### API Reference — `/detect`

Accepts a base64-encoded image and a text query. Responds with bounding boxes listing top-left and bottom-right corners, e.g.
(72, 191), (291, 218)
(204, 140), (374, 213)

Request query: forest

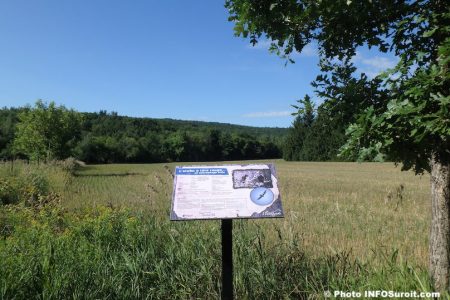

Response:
(0, 103), (287, 164)
(1, 98), (367, 164)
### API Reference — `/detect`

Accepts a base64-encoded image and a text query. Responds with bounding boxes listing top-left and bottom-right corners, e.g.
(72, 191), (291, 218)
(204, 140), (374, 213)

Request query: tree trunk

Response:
(429, 154), (450, 292)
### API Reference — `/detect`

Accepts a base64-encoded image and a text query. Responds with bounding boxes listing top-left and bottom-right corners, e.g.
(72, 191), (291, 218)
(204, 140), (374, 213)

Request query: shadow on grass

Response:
(74, 172), (147, 177)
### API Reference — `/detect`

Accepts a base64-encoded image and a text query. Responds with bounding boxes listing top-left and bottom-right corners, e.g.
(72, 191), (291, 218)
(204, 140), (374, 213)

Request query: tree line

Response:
(0, 102), (286, 163)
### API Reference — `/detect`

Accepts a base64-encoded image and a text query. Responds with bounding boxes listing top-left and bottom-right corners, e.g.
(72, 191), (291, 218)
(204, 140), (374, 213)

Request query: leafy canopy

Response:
(226, 0), (450, 173)
(13, 100), (83, 161)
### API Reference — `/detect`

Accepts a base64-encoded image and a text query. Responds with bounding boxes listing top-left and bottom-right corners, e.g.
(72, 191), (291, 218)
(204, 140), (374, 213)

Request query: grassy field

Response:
(1, 160), (444, 299)
(63, 160), (430, 267)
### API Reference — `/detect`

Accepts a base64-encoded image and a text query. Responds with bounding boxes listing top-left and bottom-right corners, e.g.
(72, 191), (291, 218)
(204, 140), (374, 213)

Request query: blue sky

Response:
(0, 0), (397, 128)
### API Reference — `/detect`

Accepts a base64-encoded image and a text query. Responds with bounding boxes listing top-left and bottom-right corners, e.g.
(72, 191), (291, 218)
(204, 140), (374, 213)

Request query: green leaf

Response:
(423, 27), (437, 38)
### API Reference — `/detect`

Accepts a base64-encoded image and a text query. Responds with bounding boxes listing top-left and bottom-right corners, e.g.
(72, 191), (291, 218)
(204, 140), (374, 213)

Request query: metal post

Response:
(221, 219), (233, 300)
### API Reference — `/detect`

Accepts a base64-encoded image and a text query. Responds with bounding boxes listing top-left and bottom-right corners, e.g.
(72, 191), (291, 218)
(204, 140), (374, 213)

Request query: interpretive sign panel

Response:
(170, 163), (284, 220)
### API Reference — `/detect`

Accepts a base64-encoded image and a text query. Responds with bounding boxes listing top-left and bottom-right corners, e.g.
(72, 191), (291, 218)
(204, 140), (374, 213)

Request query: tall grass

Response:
(0, 205), (439, 299)
(0, 160), (447, 299)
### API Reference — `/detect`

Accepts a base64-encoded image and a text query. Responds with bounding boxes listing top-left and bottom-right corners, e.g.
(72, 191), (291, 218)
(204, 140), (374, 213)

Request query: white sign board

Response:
(170, 163), (284, 220)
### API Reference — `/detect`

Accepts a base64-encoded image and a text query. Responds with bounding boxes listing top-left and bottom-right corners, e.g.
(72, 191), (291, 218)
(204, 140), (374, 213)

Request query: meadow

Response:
(62, 161), (430, 266)
(0, 160), (446, 299)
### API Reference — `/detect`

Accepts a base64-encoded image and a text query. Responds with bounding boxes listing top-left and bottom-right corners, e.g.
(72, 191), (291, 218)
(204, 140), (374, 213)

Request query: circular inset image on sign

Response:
(250, 187), (274, 206)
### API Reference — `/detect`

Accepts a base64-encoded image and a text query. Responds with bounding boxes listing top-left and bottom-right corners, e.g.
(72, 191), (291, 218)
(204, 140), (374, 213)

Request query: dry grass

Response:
(274, 161), (429, 267)
(60, 160), (430, 268)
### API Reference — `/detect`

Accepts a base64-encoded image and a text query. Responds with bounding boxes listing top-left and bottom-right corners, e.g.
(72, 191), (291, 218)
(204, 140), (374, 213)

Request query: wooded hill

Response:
(0, 106), (287, 163)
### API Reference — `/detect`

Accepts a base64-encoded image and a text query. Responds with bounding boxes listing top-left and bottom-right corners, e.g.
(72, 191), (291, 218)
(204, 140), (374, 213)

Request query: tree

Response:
(0, 108), (20, 159)
(205, 129), (223, 161)
(310, 61), (388, 161)
(301, 108), (348, 161)
(13, 100), (83, 161)
(226, 0), (449, 291)
(284, 94), (315, 161)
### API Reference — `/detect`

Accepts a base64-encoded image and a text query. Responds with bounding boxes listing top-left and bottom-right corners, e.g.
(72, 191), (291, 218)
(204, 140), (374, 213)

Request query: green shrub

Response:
(21, 171), (50, 205)
(52, 157), (81, 175)
(0, 167), (56, 207)
(0, 177), (21, 205)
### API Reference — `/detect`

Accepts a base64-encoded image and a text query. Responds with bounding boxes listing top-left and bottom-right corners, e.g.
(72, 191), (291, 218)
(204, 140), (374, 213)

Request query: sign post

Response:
(170, 163), (284, 299)
(221, 219), (233, 300)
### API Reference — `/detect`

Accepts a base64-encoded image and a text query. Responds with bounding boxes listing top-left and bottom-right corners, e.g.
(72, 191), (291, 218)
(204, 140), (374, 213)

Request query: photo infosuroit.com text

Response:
(325, 290), (441, 298)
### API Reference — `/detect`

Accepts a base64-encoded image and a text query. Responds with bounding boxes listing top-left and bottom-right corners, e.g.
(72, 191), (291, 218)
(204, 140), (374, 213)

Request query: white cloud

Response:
(294, 43), (318, 57)
(301, 44), (317, 57)
(360, 56), (397, 69)
(352, 52), (398, 78)
(247, 39), (318, 57)
(243, 110), (292, 118)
